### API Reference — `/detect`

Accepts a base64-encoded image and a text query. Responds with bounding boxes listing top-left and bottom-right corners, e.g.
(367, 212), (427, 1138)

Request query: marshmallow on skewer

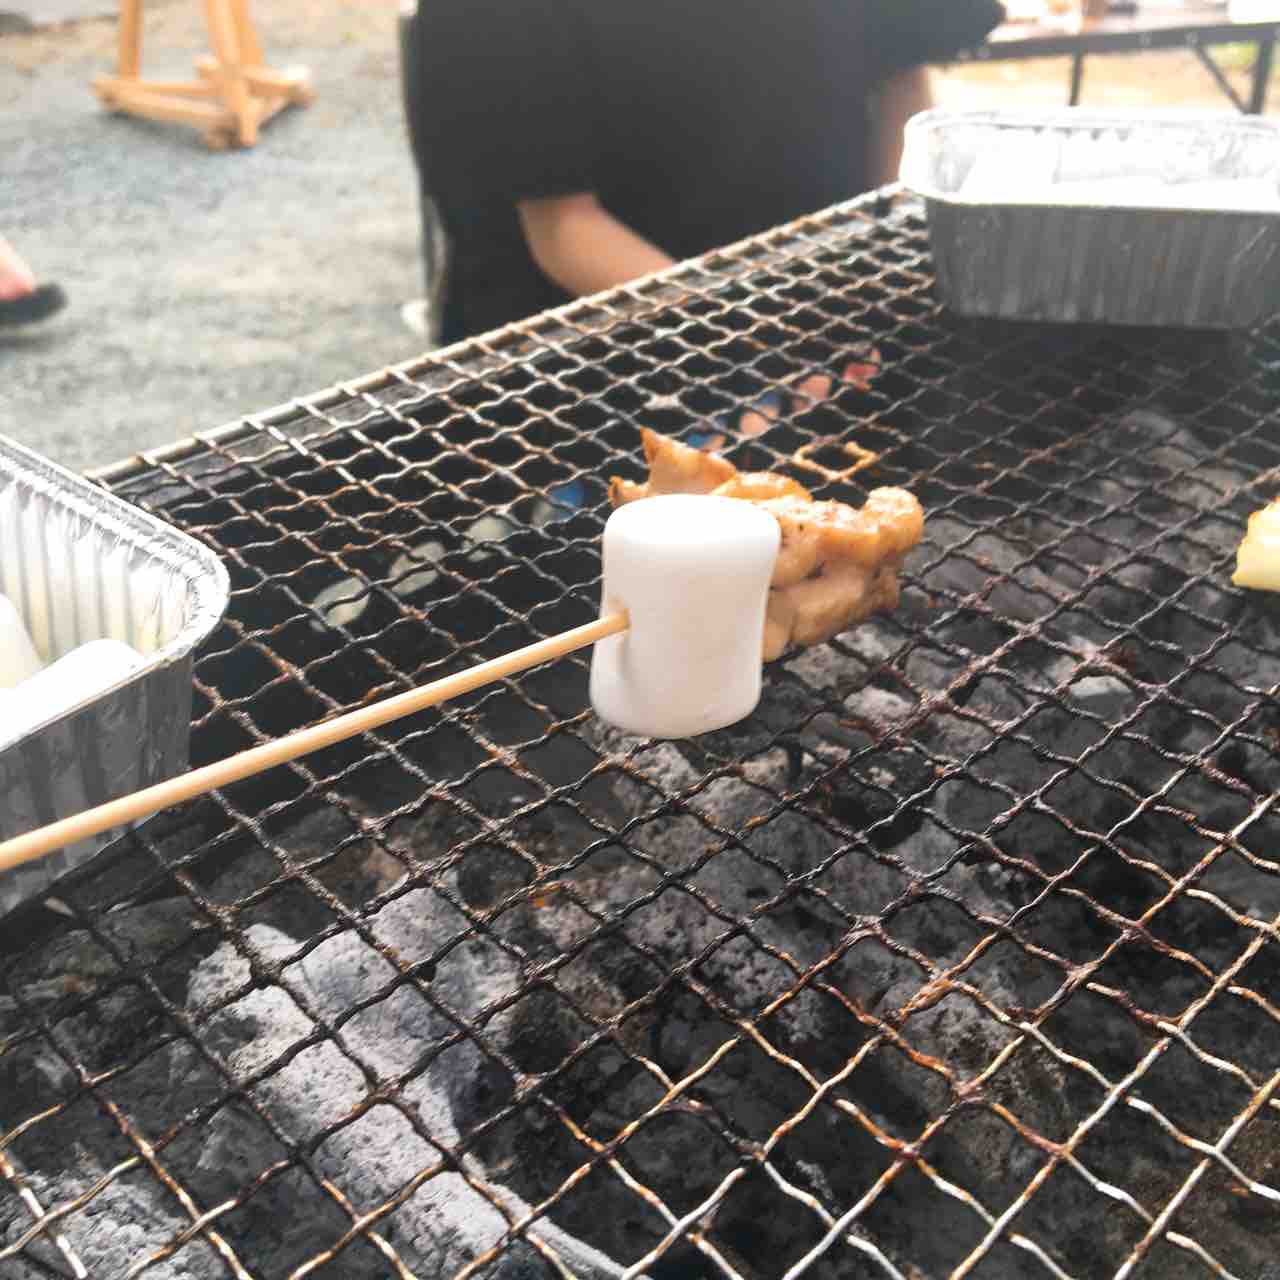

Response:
(0, 593), (43, 689)
(590, 495), (780, 738)
(3, 509), (772, 869)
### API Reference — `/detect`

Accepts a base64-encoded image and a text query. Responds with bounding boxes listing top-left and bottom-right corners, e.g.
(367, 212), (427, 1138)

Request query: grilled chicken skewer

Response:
(610, 429), (924, 660)
(0, 442), (923, 872)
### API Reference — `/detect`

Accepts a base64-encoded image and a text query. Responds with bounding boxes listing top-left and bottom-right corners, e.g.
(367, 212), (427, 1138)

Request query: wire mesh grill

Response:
(4, 190), (1280, 1280)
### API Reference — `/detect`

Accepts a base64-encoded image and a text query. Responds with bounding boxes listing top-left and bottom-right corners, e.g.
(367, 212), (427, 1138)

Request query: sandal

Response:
(0, 283), (68, 330)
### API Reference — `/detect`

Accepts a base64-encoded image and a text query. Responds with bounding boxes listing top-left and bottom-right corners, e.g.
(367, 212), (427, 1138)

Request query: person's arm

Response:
(862, 0), (1003, 186)
(517, 192), (675, 298)
(867, 65), (934, 188)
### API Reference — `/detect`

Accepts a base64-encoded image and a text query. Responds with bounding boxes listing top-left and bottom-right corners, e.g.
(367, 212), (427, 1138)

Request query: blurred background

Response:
(1, 0), (1276, 473)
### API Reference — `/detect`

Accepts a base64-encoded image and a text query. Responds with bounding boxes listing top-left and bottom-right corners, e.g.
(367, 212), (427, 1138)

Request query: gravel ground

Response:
(0, 1), (1270, 475)
(0, 0), (425, 474)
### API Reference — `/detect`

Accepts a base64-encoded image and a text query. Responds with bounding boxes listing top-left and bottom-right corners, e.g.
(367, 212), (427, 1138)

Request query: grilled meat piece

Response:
(609, 430), (924, 660)
(608, 428), (736, 506)
(712, 472), (813, 503)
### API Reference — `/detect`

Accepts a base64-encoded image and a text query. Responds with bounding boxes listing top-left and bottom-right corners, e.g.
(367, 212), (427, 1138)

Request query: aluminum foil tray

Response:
(0, 436), (228, 915)
(900, 107), (1280, 328)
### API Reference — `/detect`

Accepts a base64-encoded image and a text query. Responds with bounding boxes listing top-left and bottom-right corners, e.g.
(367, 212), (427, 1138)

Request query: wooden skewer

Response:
(0, 611), (629, 877)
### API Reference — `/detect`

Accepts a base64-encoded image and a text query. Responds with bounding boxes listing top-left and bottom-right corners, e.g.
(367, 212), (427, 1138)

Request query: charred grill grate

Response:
(4, 191), (1280, 1280)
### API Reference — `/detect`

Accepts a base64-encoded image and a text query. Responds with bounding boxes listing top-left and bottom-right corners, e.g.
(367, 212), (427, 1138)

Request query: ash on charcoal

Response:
(511, 726), (1061, 1278)
(178, 924), (627, 1278)
(0, 826), (633, 1277)
(2, 1155), (227, 1280)
(7, 399), (1280, 1279)
(531, 649), (1275, 1278)
(1, 895), (631, 1278)
(3, 708), (1274, 1280)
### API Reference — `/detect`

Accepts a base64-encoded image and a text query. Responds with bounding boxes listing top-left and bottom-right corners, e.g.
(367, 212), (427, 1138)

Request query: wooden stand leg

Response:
(92, 0), (313, 149)
(203, 0), (256, 146)
(117, 0), (142, 78)
(228, 0), (263, 69)
(196, 56), (315, 106)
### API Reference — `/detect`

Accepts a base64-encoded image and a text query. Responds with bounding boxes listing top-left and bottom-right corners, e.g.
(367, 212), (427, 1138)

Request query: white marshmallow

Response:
(0, 638), (144, 744)
(0, 593), (42, 689)
(590, 495), (780, 739)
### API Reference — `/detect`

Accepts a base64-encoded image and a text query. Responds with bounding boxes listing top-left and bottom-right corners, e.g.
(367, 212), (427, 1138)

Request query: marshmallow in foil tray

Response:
(0, 592), (42, 688)
(0, 435), (228, 916)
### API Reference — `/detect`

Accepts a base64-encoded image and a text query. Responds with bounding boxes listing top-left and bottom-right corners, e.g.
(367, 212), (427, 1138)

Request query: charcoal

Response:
(0, 883), (626, 1277)
(0, 1160), (228, 1280)
(6, 652), (1273, 1280)
(1, 1252), (61, 1280)
(179, 924), (629, 1278)
(8, 321), (1280, 1280)
(490, 729), (1054, 1275)
(0, 898), (212, 1113)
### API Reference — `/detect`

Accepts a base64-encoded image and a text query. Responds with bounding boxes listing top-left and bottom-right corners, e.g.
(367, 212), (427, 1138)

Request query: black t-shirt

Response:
(406, 0), (1003, 342)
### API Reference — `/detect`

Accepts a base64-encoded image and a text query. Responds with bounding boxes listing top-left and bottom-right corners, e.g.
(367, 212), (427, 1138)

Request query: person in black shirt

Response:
(403, 0), (1003, 346)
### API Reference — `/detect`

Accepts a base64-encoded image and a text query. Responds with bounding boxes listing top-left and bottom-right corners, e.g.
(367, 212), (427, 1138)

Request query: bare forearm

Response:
(518, 193), (675, 298)
(868, 66), (934, 188)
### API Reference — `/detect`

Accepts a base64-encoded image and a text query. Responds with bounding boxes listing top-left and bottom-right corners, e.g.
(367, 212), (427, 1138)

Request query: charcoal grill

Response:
(3, 189), (1280, 1280)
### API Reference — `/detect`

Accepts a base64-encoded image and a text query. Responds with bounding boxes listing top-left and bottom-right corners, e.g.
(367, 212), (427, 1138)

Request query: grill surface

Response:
(3, 190), (1280, 1280)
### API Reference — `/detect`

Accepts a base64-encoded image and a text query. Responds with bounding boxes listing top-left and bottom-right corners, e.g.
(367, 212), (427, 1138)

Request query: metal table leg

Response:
(1069, 49), (1085, 105)
(1249, 33), (1275, 114)
(1194, 44), (1248, 113)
